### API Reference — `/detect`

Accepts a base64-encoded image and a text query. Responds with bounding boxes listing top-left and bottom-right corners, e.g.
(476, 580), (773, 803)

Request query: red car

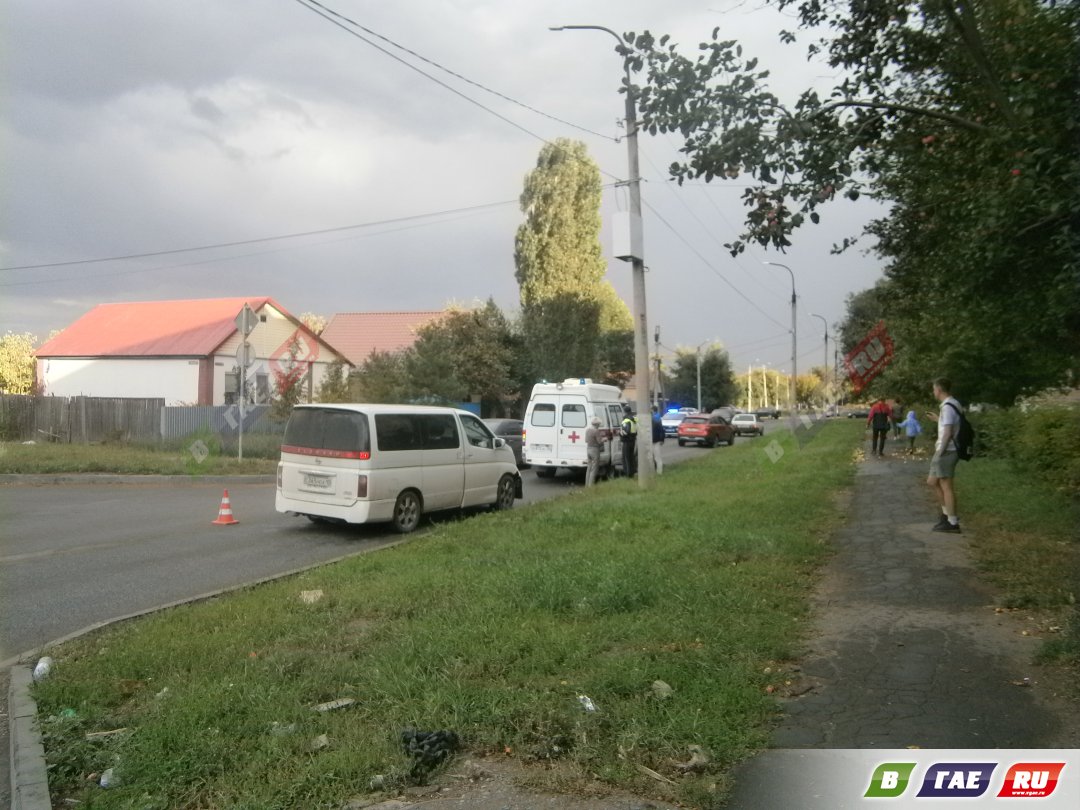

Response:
(677, 414), (736, 447)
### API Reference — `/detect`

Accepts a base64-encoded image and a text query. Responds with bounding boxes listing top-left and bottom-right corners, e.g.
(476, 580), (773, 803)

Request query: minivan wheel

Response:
(391, 490), (422, 534)
(495, 475), (516, 511)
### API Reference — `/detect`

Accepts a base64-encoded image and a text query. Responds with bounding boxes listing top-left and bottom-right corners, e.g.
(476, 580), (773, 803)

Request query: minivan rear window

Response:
(282, 408), (371, 459)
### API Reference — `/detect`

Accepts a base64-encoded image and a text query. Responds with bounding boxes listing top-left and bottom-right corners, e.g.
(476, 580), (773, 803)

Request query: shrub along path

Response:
(725, 446), (1080, 808)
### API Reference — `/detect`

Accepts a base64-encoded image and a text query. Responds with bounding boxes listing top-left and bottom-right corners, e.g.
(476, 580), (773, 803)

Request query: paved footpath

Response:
(726, 450), (1077, 808)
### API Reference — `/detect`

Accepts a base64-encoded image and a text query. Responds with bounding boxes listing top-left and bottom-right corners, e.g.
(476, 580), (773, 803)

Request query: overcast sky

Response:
(1, 0), (886, 375)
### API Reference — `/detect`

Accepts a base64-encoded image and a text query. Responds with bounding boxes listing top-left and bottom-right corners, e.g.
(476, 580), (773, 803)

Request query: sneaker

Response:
(932, 514), (950, 529)
(933, 522), (962, 534)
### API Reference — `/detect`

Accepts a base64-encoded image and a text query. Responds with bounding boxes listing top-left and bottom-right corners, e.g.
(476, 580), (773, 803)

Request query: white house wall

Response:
(41, 358), (199, 405)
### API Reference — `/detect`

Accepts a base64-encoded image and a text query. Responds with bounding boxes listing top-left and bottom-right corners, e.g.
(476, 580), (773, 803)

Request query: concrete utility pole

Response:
(765, 262), (797, 413)
(551, 24), (653, 487)
(811, 313), (829, 409)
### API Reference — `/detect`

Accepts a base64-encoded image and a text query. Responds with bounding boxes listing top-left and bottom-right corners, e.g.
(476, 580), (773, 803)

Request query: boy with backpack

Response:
(925, 377), (974, 533)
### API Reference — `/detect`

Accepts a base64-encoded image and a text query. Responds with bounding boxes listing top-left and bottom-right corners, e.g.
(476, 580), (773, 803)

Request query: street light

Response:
(810, 313), (828, 410)
(551, 23), (653, 488)
(764, 261), (797, 412)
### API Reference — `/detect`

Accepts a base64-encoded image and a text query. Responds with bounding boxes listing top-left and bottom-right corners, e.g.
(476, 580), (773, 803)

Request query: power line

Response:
(651, 135), (788, 305)
(0, 199), (518, 273)
(296, 0), (616, 142)
(641, 199), (790, 331)
(0, 206), (509, 289)
(291, 0), (618, 156)
(2, 181), (621, 279)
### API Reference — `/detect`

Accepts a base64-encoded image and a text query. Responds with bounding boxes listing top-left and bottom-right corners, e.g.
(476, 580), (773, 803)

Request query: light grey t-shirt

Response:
(937, 396), (961, 452)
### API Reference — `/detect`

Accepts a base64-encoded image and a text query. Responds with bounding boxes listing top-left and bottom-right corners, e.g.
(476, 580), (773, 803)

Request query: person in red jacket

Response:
(866, 398), (893, 457)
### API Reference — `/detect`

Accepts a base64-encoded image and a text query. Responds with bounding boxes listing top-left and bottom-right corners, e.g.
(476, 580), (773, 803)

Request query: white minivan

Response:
(522, 379), (627, 478)
(276, 404), (522, 533)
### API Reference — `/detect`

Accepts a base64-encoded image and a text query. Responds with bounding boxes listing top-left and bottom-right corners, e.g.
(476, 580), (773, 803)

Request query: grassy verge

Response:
(33, 422), (859, 809)
(960, 457), (1080, 667)
(0, 436), (278, 475)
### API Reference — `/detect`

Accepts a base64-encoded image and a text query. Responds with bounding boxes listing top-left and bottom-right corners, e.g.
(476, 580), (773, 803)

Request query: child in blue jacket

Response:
(896, 409), (922, 454)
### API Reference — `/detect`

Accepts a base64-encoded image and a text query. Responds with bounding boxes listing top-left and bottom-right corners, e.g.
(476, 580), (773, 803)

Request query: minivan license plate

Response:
(303, 473), (333, 489)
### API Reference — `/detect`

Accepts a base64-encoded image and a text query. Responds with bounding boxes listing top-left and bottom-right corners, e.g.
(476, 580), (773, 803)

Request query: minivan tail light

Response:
(357, 474), (368, 498)
(276, 463), (283, 489)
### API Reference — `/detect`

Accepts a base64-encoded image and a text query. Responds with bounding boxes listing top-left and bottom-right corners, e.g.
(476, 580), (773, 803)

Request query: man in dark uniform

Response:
(620, 404), (638, 477)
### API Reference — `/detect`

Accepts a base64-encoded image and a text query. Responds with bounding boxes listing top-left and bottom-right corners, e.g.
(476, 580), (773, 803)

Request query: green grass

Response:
(960, 457), (1080, 666)
(0, 437), (277, 476)
(33, 422), (860, 809)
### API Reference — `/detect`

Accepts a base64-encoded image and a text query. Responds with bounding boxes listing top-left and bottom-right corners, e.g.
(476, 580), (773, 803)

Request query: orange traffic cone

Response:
(212, 489), (239, 525)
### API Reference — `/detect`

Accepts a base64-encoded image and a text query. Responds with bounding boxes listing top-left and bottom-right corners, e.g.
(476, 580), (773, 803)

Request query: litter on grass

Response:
(313, 697), (356, 712)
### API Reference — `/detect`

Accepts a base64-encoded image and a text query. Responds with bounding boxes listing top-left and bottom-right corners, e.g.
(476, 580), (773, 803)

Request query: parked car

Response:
(754, 407), (781, 420)
(484, 418), (527, 468)
(731, 413), (766, 436)
(846, 407), (871, 419)
(661, 410), (687, 437)
(677, 414), (736, 447)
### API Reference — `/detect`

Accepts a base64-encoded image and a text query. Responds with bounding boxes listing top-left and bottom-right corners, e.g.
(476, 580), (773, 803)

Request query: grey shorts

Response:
(929, 450), (959, 479)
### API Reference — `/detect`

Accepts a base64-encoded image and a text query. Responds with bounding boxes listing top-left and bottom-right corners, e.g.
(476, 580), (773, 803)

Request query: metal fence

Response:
(160, 405), (282, 440)
(0, 395), (284, 443)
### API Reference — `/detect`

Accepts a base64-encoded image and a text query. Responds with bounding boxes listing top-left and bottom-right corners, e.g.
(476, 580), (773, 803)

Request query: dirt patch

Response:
(342, 758), (681, 810)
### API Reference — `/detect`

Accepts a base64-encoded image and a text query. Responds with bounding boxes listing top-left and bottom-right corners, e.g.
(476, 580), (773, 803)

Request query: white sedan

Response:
(730, 413), (766, 437)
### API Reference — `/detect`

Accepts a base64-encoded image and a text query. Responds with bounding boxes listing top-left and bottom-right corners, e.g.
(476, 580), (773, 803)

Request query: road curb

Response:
(0, 474), (275, 486)
(4, 534), (415, 809)
(8, 666), (50, 810)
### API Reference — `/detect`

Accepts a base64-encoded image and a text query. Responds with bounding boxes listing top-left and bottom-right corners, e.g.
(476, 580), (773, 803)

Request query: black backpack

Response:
(944, 401), (975, 461)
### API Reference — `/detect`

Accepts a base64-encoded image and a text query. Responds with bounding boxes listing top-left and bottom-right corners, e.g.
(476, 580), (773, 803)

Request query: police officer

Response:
(620, 404), (638, 477)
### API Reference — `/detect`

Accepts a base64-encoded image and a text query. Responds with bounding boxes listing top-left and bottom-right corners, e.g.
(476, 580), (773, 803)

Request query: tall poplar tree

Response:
(514, 138), (632, 384)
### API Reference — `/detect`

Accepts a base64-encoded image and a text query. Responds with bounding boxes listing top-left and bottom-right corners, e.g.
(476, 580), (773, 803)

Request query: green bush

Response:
(971, 405), (1080, 495)
(970, 408), (1012, 459)
(1011, 406), (1080, 496)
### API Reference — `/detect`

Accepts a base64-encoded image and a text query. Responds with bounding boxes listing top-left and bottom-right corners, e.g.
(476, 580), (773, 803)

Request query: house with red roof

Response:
(36, 297), (350, 405)
(320, 310), (445, 366)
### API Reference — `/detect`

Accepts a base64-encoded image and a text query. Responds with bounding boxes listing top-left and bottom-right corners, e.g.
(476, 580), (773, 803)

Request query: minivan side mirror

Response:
(494, 437), (506, 449)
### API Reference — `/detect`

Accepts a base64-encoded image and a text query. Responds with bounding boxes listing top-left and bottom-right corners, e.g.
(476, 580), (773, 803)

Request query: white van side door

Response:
(459, 413), (502, 507)
(417, 413), (465, 511)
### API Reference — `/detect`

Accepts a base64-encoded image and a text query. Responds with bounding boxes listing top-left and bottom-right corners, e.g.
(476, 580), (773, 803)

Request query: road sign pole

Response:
(234, 304), (258, 462)
(239, 364), (245, 461)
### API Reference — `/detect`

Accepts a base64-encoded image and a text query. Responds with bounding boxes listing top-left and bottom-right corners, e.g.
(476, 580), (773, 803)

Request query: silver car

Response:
(731, 413), (765, 437)
(483, 419), (527, 468)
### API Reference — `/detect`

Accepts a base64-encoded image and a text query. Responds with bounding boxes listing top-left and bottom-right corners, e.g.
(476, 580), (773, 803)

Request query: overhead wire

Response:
(295, 0), (617, 142)
(3, 182), (620, 283)
(289, 0), (565, 149)
(641, 140), (788, 306)
(641, 198), (789, 331)
(0, 199), (519, 273)
(0, 205), (512, 288)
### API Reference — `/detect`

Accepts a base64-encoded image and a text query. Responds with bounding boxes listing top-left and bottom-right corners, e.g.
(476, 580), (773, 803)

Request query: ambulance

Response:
(522, 378), (628, 478)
